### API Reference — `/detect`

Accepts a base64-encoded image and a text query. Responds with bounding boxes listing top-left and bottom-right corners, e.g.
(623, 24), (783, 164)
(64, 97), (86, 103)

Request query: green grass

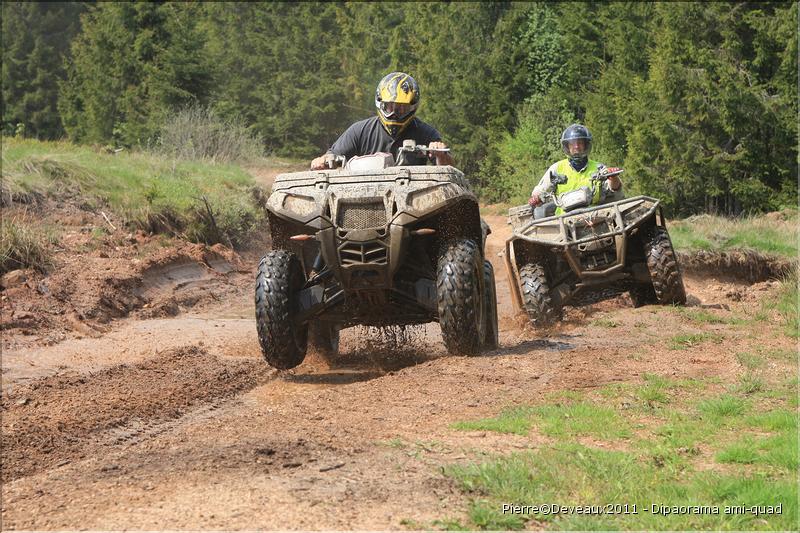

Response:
(668, 276), (798, 340)
(758, 432), (799, 471)
(444, 379), (797, 530)
(452, 401), (631, 440)
(637, 374), (672, 406)
(2, 137), (267, 248)
(716, 437), (760, 464)
(446, 443), (797, 530)
(735, 351), (765, 370)
(652, 413), (710, 452)
(736, 347), (795, 370)
(697, 394), (749, 420)
(675, 307), (745, 326)
(670, 211), (799, 259)
(668, 332), (724, 350)
(382, 437), (407, 449)
(600, 374), (706, 411)
(734, 372), (765, 394)
(451, 406), (535, 436)
(752, 273), (799, 338)
(717, 431), (798, 471)
(763, 347), (796, 361)
(591, 317), (620, 328)
(533, 402), (632, 440)
(745, 410), (798, 432)
(764, 270), (799, 338)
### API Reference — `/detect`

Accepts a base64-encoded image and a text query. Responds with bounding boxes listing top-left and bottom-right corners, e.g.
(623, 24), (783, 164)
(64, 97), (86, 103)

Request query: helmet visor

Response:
(562, 138), (590, 159)
(379, 101), (415, 120)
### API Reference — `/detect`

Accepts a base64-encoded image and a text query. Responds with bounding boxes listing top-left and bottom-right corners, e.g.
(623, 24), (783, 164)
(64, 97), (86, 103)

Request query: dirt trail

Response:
(1, 214), (790, 530)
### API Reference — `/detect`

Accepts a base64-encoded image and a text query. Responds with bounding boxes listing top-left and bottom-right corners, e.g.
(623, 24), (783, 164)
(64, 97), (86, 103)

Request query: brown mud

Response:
(1, 205), (795, 529)
(1, 202), (249, 351)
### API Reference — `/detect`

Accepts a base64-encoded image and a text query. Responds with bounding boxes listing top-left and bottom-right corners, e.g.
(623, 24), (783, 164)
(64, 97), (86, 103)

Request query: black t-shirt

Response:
(328, 116), (442, 165)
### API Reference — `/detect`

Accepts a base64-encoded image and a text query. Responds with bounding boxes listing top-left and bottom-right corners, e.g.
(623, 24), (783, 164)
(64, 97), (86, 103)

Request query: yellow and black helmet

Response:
(375, 72), (420, 137)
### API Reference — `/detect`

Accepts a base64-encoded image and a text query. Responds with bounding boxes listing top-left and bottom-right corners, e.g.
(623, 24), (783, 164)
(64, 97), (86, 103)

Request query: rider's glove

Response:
(528, 193), (542, 207)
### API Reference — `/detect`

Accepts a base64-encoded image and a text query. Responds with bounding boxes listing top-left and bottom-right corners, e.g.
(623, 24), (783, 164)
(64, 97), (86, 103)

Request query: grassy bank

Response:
(0, 215), (60, 273)
(444, 375), (797, 530)
(435, 285), (798, 531)
(662, 211), (797, 260)
(1, 137), (268, 250)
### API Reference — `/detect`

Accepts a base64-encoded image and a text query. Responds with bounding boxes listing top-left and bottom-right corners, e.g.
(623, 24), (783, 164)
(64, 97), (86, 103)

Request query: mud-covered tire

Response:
(437, 239), (485, 355)
(482, 260), (499, 350)
(255, 250), (308, 369)
(629, 284), (657, 307)
(310, 322), (340, 359)
(644, 227), (687, 305)
(519, 262), (561, 327)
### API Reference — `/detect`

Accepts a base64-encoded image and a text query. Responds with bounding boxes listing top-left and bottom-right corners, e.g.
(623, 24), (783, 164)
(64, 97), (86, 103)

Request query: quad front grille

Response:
(338, 240), (388, 266)
(337, 200), (386, 229)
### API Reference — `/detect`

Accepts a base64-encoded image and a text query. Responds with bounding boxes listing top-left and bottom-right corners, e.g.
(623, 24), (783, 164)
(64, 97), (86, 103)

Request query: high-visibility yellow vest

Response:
(554, 159), (603, 214)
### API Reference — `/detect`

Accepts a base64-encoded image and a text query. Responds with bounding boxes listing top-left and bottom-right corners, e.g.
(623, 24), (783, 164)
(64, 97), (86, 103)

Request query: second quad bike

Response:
(256, 140), (498, 369)
(505, 167), (686, 326)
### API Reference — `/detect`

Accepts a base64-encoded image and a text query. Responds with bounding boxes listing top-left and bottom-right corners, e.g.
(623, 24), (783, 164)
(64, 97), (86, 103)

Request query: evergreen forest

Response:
(2, 1), (797, 215)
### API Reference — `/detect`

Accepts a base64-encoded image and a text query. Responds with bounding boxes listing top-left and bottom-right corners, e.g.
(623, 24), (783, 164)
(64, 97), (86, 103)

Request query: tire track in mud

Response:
(1, 346), (274, 482)
(1, 276), (776, 529)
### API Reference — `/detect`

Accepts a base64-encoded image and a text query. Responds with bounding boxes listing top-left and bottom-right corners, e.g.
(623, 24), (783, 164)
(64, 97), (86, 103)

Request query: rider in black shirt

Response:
(311, 72), (454, 169)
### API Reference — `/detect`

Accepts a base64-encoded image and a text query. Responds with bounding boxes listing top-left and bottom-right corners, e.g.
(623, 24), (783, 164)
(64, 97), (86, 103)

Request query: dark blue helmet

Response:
(561, 124), (592, 167)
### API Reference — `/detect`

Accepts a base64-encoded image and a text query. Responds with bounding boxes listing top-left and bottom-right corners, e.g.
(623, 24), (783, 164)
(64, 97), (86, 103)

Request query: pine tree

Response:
(59, 3), (212, 146)
(1, 2), (84, 139)
(626, 2), (797, 214)
(386, 2), (525, 177)
(204, 2), (351, 156)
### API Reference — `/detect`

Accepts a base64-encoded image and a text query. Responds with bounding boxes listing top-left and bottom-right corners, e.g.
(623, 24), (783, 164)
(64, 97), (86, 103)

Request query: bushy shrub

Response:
(184, 191), (266, 249)
(153, 106), (264, 164)
(479, 97), (575, 204)
(3, 137), (268, 250)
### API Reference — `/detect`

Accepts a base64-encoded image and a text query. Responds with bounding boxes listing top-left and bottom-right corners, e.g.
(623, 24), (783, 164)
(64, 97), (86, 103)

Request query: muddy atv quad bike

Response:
(256, 140), (498, 369)
(505, 167), (686, 327)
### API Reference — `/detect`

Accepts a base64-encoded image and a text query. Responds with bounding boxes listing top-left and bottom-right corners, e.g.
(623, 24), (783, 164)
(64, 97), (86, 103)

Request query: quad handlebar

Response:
(323, 154), (347, 169)
(321, 140), (451, 169)
(540, 166), (625, 208)
(395, 140), (450, 166)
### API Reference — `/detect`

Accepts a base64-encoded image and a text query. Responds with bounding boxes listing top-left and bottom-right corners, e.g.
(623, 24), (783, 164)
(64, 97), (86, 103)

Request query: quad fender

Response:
(392, 196), (485, 252)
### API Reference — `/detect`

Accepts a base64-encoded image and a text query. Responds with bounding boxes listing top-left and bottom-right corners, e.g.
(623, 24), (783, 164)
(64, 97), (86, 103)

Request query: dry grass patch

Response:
(0, 216), (59, 274)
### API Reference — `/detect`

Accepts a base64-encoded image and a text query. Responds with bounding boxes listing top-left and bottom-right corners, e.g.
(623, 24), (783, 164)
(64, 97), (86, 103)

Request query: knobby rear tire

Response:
(482, 260), (499, 350)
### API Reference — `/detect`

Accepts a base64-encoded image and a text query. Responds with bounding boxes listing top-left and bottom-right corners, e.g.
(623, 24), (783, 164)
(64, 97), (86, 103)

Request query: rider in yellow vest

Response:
(528, 124), (623, 218)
